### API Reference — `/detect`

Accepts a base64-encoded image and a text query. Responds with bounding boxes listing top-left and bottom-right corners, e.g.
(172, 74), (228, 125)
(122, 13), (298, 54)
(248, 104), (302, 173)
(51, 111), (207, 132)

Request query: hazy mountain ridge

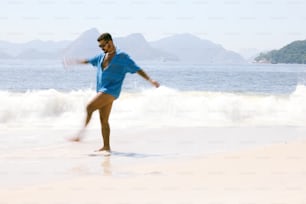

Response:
(0, 39), (70, 58)
(114, 33), (178, 61)
(255, 40), (306, 64)
(62, 28), (101, 59)
(0, 28), (246, 64)
(0, 51), (12, 59)
(151, 33), (246, 63)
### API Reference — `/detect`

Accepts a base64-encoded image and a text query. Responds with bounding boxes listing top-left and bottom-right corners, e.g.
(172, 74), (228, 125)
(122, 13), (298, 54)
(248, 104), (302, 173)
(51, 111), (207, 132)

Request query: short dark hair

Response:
(97, 33), (112, 42)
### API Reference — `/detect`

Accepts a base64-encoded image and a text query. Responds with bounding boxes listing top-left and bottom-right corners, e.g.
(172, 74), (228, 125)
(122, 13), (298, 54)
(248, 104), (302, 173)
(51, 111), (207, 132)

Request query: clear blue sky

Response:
(1, 0), (305, 52)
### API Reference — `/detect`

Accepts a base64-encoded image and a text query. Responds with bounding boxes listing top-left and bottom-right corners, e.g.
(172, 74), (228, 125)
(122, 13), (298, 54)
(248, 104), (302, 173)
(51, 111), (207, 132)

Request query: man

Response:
(68, 33), (160, 152)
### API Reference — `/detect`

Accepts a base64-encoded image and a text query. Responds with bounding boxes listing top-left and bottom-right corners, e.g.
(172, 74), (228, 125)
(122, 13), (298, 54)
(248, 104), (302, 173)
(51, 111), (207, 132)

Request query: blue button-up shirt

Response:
(88, 50), (141, 99)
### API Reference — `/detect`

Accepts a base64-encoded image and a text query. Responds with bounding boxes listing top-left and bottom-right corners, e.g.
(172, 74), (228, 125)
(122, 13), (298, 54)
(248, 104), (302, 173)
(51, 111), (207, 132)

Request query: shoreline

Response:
(1, 126), (306, 203)
(1, 138), (306, 203)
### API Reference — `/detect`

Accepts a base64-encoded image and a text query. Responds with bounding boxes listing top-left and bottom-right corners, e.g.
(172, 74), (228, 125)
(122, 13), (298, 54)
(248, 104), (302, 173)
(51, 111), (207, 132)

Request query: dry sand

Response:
(1, 127), (306, 204)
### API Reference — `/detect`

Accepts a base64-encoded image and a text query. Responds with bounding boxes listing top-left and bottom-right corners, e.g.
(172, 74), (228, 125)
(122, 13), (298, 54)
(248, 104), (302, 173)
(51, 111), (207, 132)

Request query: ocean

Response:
(1, 59), (306, 151)
(2, 59), (306, 93)
(2, 59), (306, 130)
(2, 59), (306, 188)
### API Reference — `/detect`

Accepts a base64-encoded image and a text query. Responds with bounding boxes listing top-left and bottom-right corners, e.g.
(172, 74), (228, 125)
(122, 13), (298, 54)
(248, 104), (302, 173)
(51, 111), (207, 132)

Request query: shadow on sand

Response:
(88, 151), (162, 158)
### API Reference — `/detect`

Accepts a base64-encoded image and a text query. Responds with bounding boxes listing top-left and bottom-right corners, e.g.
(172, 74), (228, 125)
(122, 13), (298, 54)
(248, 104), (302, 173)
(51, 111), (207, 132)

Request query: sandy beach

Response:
(1, 127), (306, 204)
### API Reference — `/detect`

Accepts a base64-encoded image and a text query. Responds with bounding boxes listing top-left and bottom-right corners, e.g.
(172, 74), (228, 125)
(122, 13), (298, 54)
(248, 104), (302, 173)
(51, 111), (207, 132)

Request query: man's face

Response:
(98, 40), (111, 53)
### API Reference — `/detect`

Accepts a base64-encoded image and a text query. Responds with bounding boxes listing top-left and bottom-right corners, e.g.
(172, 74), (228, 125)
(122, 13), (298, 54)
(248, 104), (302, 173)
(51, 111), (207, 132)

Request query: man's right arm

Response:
(63, 58), (89, 67)
(78, 59), (89, 64)
(72, 59), (89, 64)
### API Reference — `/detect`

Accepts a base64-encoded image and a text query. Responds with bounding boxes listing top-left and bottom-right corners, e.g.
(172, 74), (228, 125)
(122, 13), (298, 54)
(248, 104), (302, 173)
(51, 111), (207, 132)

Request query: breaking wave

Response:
(1, 85), (306, 129)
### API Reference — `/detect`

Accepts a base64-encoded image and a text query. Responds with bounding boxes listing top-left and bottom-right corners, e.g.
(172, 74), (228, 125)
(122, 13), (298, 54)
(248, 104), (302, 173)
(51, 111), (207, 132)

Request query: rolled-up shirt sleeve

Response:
(124, 54), (141, 74)
(87, 54), (103, 67)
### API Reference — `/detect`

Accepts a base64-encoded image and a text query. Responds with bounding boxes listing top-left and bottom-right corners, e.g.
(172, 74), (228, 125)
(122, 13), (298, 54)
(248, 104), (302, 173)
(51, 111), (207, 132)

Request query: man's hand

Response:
(149, 79), (160, 88)
(62, 57), (88, 69)
(137, 70), (160, 88)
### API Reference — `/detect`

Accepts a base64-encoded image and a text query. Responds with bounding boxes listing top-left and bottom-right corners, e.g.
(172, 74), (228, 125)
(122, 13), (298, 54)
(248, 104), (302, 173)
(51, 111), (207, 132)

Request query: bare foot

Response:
(95, 147), (111, 152)
(68, 129), (85, 142)
(68, 136), (81, 142)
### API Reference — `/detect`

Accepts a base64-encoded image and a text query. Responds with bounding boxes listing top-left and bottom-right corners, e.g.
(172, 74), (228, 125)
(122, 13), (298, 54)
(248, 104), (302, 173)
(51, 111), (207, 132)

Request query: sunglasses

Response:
(99, 41), (109, 48)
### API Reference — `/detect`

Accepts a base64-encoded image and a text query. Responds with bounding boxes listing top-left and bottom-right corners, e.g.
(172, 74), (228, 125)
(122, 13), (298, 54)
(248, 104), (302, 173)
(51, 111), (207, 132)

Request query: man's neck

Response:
(108, 51), (115, 55)
(107, 46), (116, 55)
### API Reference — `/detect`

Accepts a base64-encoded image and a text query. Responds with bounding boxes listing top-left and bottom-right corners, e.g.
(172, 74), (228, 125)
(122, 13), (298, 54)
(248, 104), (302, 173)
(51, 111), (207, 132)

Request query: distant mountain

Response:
(0, 39), (69, 57)
(63, 30), (177, 61)
(0, 28), (246, 63)
(0, 51), (12, 59)
(62, 28), (101, 59)
(239, 48), (262, 61)
(115, 33), (177, 61)
(255, 40), (306, 64)
(0, 41), (25, 57)
(16, 49), (60, 59)
(150, 33), (246, 64)
(22, 40), (70, 53)
(63, 29), (244, 63)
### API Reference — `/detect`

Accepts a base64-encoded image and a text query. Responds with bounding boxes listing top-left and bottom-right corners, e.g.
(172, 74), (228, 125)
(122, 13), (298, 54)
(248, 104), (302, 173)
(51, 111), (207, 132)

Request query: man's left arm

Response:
(137, 69), (160, 88)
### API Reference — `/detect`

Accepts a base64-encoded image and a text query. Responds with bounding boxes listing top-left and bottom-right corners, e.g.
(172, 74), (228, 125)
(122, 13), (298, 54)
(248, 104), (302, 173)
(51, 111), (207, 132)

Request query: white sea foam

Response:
(1, 85), (306, 129)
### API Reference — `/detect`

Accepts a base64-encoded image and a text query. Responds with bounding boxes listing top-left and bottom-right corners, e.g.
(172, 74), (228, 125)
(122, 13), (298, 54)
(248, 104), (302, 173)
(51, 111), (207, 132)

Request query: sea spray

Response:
(1, 85), (306, 129)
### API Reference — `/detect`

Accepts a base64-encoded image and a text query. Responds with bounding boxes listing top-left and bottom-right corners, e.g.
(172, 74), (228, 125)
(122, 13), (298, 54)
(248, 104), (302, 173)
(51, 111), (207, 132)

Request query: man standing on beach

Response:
(67, 33), (160, 152)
